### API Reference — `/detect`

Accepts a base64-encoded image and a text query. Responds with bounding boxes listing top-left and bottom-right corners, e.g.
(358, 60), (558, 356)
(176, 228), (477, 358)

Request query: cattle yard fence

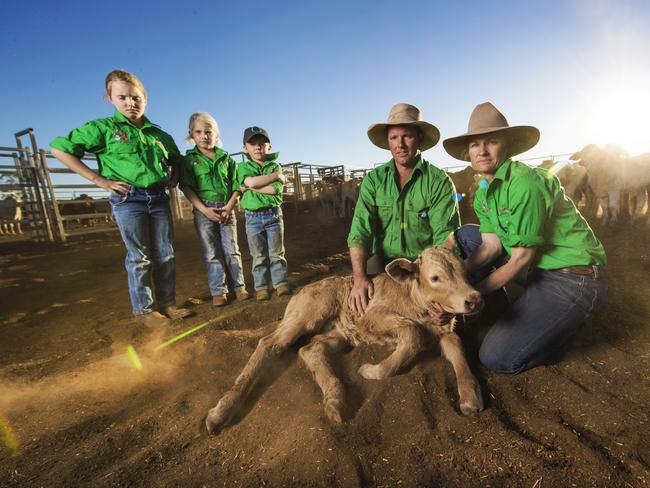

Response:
(1, 129), (378, 243)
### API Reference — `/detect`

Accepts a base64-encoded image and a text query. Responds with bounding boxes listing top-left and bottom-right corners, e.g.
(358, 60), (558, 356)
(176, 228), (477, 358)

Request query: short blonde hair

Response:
(187, 112), (223, 148)
(104, 70), (147, 99)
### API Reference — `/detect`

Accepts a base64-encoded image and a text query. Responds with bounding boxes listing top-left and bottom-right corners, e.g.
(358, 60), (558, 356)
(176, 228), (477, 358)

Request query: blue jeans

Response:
(244, 207), (288, 291)
(193, 201), (246, 296)
(109, 186), (176, 316)
(455, 224), (607, 374)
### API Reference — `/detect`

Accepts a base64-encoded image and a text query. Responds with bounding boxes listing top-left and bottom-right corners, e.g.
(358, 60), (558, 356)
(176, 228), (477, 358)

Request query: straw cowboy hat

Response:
(443, 102), (540, 161)
(368, 103), (440, 151)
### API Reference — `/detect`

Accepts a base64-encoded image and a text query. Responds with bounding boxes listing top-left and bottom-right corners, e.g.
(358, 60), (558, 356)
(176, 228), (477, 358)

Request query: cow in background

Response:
(571, 144), (650, 225)
(317, 175), (345, 217)
(0, 193), (23, 236)
(538, 159), (596, 216)
(59, 194), (99, 228)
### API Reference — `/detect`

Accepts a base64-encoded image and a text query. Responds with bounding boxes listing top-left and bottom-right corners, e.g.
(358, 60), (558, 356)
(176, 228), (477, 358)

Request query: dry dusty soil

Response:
(0, 202), (648, 487)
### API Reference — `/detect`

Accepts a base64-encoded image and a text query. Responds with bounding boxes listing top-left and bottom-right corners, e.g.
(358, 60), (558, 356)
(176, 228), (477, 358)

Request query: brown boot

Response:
(162, 305), (192, 319)
(255, 289), (270, 301)
(138, 311), (171, 328)
(235, 289), (250, 301)
(276, 285), (292, 297)
(212, 294), (228, 307)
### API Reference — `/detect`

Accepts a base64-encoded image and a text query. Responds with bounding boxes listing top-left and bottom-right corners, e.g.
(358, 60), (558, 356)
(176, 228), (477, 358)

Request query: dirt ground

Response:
(0, 201), (648, 487)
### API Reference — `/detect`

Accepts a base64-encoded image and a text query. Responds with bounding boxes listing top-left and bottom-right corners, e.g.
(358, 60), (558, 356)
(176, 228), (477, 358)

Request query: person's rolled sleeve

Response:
(347, 177), (375, 250)
(50, 121), (105, 157)
(506, 177), (548, 247)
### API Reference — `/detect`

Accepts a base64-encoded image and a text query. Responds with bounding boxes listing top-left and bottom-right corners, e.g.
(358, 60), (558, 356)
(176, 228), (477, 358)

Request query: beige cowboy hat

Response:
(368, 103), (440, 151)
(443, 102), (540, 161)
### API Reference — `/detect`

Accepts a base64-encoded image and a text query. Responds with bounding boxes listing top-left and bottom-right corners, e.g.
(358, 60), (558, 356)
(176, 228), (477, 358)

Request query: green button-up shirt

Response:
(235, 153), (284, 211)
(347, 157), (460, 261)
(179, 146), (236, 202)
(473, 159), (607, 269)
(50, 110), (180, 188)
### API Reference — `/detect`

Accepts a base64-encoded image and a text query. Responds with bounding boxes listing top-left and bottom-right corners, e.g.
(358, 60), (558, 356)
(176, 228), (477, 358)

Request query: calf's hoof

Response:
(358, 363), (383, 380)
(459, 382), (484, 416)
(205, 403), (232, 434)
(324, 398), (344, 424)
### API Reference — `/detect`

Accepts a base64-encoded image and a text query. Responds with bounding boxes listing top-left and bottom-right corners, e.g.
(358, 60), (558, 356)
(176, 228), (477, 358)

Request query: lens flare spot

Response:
(127, 345), (143, 371)
(452, 192), (463, 203)
(0, 416), (19, 456)
(155, 321), (212, 351)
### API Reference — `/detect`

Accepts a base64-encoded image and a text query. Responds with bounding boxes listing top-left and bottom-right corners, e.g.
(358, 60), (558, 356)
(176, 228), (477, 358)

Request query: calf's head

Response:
(385, 246), (483, 316)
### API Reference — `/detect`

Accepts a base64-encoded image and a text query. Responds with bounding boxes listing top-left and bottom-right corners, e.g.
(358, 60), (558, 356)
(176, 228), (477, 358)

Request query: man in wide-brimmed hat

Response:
(444, 102), (607, 374)
(347, 103), (460, 315)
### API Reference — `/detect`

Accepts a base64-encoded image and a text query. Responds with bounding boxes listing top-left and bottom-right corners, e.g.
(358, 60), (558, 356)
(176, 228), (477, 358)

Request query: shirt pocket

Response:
(107, 141), (138, 156)
(193, 163), (214, 189)
(405, 204), (431, 233)
(376, 198), (393, 234)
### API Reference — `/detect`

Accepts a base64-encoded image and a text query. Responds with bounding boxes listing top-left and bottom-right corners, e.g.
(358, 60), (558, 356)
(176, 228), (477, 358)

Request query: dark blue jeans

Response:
(109, 186), (176, 315)
(193, 200), (246, 296)
(244, 207), (288, 291)
(455, 224), (607, 374)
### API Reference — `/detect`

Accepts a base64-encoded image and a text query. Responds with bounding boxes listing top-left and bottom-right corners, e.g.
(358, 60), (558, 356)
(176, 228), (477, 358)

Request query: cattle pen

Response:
(0, 129), (375, 244)
(1, 128), (587, 245)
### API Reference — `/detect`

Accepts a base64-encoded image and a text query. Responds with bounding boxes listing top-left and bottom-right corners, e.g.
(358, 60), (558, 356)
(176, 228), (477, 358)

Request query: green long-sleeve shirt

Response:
(179, 146), (236, 202)
(473, 159), (606, 268)
(50, 110), (180, 188)
(347, 157), (460, 261)
(234, 153), (284, 211)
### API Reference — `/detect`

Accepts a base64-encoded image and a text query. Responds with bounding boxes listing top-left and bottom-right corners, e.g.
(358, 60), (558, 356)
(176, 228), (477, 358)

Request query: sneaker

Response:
(255, 289), (270, 301)
(138, 311), (171, 328)
(235, 290), (250, 301)
(162, 305), (192, 319)
(212, 294), (228, 307)
(276, 285), (292, 297)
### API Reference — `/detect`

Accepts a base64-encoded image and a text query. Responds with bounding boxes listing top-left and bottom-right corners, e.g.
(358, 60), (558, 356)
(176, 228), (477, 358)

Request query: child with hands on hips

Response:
(50, 69), (191, 328)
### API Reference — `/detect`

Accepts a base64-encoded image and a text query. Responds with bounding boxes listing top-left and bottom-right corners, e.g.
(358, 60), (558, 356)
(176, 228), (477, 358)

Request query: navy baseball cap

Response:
(243, 126), (270, 144)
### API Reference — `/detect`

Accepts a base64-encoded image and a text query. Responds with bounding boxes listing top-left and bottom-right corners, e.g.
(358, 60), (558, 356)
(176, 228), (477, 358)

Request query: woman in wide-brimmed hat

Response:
(444, 102), (607, 374)
(347, 103), (460, 315)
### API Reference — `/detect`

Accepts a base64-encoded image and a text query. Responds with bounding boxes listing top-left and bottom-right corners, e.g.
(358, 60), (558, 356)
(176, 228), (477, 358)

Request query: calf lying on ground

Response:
(205, 246), (484, 434)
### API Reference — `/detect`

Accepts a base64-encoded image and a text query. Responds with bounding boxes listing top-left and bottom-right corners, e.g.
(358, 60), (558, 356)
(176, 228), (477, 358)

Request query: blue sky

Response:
(2, 0), (650, 171)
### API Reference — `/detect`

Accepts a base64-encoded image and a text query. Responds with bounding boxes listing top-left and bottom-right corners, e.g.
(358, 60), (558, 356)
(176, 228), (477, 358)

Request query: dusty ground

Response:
(0, 201), (648, 487)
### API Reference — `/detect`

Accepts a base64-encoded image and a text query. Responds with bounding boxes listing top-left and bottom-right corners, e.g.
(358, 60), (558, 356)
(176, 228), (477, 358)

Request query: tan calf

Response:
(205, 246), (484, 434)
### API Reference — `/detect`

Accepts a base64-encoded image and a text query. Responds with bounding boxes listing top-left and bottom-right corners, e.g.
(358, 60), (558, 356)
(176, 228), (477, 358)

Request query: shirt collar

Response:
(492, 159), (513, 182)
(113, 110), (153, 129)
(385, 155), (426, 176)
(188, 145), (228, 161)
(245, 151), (280, 165)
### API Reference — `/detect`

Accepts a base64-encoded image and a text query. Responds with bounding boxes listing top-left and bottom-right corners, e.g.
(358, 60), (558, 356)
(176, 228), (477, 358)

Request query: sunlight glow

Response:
(582, 71), (650, 152)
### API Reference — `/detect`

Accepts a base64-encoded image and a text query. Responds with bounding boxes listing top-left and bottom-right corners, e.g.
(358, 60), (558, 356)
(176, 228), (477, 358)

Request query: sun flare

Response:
(582, 72), (650, 153)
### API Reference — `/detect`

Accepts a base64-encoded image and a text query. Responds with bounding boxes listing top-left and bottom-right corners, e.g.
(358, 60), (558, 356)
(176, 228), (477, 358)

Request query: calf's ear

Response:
(385, 258), (419, 282)
(442, 232), (457, 252)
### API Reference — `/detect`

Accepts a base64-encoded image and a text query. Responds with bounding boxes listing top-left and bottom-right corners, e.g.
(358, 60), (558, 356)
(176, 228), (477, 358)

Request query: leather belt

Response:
(552, 265), (600, 277)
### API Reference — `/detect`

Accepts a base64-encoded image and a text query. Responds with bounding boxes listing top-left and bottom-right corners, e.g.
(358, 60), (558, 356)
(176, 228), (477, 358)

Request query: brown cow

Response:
(205, 245), (484, 434)
(0, 193), (23, 235)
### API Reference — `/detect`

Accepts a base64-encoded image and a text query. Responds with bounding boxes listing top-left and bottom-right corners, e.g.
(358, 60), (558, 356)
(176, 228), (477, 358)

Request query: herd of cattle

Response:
(1, 144), (648, 239)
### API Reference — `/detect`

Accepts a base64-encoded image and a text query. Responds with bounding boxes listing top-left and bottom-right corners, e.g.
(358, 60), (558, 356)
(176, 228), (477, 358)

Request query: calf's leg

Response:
(358, 321), (424, 380)
(298, 331), (349, 423)
(440, 332), (483, 416)
(206, 293), (335, 433)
